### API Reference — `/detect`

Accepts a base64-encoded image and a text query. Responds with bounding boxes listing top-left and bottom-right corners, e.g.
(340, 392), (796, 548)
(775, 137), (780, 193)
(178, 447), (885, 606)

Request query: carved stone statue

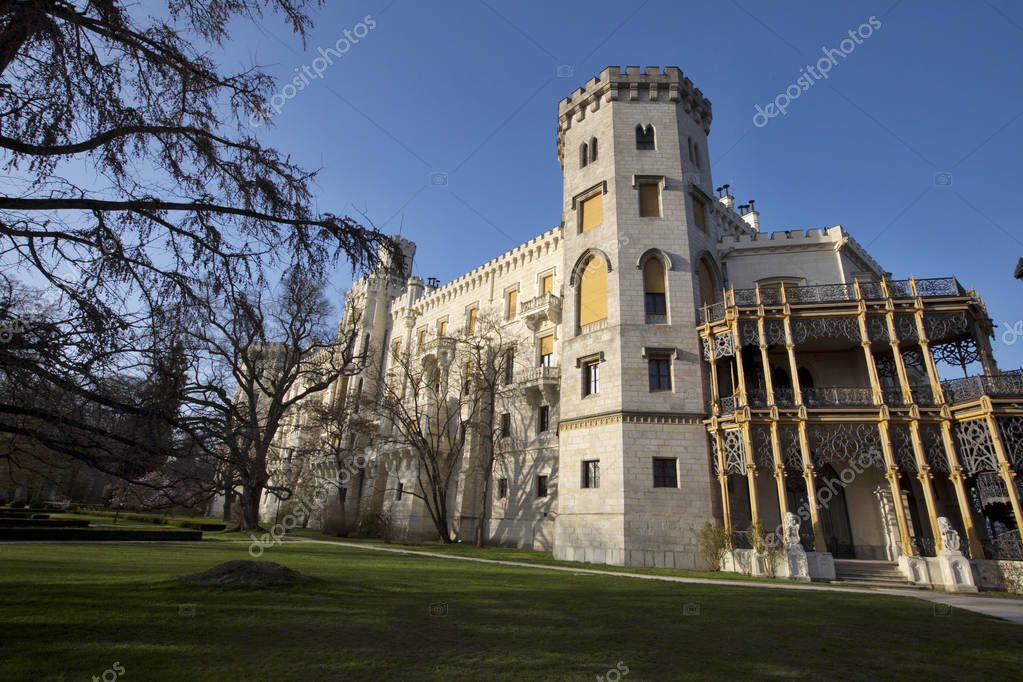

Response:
(938, 516), (961, 555)
(783, 512), (802, 546)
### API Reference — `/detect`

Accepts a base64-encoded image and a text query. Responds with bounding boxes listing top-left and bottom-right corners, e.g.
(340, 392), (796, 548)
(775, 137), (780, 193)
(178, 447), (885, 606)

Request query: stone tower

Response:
(554, 66), (721, 568)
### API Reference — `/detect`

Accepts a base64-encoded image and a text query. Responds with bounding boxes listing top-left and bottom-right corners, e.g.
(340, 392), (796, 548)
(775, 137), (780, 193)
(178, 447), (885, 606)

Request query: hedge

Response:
(0, 527), (203, 541)
(0, 518), (91, 528)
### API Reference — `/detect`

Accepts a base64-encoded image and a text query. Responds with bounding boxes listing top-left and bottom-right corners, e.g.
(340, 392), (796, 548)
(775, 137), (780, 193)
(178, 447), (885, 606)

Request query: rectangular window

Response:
(438, 319), (448, 337)
(582, 459), (600, 489)
(583, 360), (600, 396)
(497, 478), (508, 499)
(500, 412), (511, 438)
(536, 475), (549, 498)
(505, 288), (518, 320)
(639, 182), (661, 218)
(541, 273), (554, 295)
(392, 340), (401, 360)
(417, 328), (427, 347)
(467, 306), (478, 334)
(648, 356), (671, 392)
(691, 194), (707, 233)
(539, 334), (554, 367)
(538, 405), (550, 433)
(653, 458), (678, 488)
(580, 193), (603, 232)
(395, 481), (404, 500)
(463, 361), (472, 393)
(503, 347), (515, 385)
(645, 292), (667, 315)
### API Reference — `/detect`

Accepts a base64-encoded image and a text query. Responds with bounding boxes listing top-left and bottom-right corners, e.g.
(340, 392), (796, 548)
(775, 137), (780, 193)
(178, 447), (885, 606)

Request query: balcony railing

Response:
(698, 277), (966, 324)
(942, 370), (1023, 404)
(519, 366), (560, 383)
(802, 386), (874, 407)
(520, 293), (561, 315)
(719, 395), (737, 416)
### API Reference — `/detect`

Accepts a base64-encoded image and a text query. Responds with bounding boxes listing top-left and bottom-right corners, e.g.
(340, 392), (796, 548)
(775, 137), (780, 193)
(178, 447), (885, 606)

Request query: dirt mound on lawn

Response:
(181, 560), (305, 587)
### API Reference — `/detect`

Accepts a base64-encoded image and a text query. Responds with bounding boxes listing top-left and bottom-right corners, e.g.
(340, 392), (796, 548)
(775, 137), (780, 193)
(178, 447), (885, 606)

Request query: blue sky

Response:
(221, 0), (1023, 370)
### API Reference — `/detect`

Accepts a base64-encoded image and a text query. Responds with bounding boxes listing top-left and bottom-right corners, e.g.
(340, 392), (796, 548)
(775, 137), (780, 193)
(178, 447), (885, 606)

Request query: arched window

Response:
(696, 257), (720, 308)
(578, 256), (608, 328)
(636, 124), (655, 150)
(589, 137), (598, 162)
(579, 142), (589, 168)
(797, 367), (815, 391)
(643, 257), (666, 318)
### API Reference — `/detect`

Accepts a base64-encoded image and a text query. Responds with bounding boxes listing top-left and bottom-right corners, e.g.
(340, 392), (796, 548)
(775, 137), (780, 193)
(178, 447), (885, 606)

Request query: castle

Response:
(263, 67), (1023, 588)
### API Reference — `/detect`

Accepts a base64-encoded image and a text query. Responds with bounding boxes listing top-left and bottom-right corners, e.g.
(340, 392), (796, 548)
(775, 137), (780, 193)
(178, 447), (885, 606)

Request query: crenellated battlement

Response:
(556, 66), (713, 165)
(719, 225), (849, 246)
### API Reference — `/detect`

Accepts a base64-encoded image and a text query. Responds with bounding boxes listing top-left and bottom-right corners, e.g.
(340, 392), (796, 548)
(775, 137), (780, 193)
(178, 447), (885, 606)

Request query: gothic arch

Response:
(635, 248), (674, 272)
(569, 248), (613, 287)
(695, 251), (723, 308)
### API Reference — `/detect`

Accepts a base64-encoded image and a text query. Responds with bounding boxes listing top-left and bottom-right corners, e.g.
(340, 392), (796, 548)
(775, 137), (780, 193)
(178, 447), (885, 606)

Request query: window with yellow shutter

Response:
(418, 328), (426, 347)
(438, 319), (448, 337)
(580, 193), (602, 232)
(505, 289), (518, 320)
(541, 274), (554, 296)
(466, 306), (477, 334)
(539, 334), (554, 367)
(691, 194), (707, 232)
(578, 256), (608, 328)
(639, 183), (660, 217)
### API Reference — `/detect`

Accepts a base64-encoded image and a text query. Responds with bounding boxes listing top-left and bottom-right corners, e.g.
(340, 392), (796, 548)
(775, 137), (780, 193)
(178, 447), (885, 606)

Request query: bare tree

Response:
(455, 312), (524, 547)
(372, 336), (476, 543)
(175, 267), (366, 531)
(0, 1), (387, 486)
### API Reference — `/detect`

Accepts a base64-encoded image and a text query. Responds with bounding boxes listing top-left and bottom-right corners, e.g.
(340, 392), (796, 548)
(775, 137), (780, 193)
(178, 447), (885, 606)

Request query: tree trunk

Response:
(222, 488), (235, 523)
(237, 484), (263, 531)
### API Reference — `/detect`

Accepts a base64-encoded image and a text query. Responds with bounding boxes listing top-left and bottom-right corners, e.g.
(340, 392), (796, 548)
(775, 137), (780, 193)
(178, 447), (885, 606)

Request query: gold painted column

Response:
(715, 429), (732, 542)
(878, 420), (916, 556)
(797, 421), (827, 551)
(741, 424), (760, 527)
(780, 284), (825, 551)
(940, 420), (985, 558)
(769, 422), (790, 523)
(986, 411), (1023, 535)
(909, 421), (943, 551)
(707, 333), (720, 410)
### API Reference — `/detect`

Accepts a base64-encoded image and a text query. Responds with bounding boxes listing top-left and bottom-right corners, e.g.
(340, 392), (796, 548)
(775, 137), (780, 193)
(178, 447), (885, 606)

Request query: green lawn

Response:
(1, 542), (1021, 681)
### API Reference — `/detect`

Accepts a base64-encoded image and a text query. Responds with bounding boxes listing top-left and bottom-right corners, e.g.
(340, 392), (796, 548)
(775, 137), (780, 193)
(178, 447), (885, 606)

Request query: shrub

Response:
(9, 500), (26, 509)
(697, 521), (730, 570)
(749, 520), (786, 578)
(28, 500), (46, 510)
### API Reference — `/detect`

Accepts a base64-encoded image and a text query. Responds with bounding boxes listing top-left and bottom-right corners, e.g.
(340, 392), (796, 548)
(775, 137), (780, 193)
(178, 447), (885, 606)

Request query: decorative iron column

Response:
(714, 428), (732, 541)
(909, 420), (943, 551)
(781, 284), (826, 551)
(882, 282), (913, 405)
(731, 315), (760, 526)
(986, 411), (1023, 535)
(940, 421), (986, 558)
(756, 298), (789, 524)
(861, 284), (914, 556)
(877, 420), (916, 556)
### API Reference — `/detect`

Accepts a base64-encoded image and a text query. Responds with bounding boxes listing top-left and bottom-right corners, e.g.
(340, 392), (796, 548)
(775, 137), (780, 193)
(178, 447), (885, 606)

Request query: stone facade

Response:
(261, 66), (1023, 579)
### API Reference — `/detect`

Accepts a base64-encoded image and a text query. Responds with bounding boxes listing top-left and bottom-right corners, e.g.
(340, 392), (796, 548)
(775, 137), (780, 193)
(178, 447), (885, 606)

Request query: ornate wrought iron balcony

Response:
(697, 277), (966, 325)
(941, 370), (1023, 404)
(802, 386), (874, 407)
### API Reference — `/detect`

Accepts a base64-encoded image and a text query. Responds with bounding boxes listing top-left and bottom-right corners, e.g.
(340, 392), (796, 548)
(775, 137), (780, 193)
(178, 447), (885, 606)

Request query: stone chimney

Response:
(716, 184), (734, 211)
(739, 199), (760, 231)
